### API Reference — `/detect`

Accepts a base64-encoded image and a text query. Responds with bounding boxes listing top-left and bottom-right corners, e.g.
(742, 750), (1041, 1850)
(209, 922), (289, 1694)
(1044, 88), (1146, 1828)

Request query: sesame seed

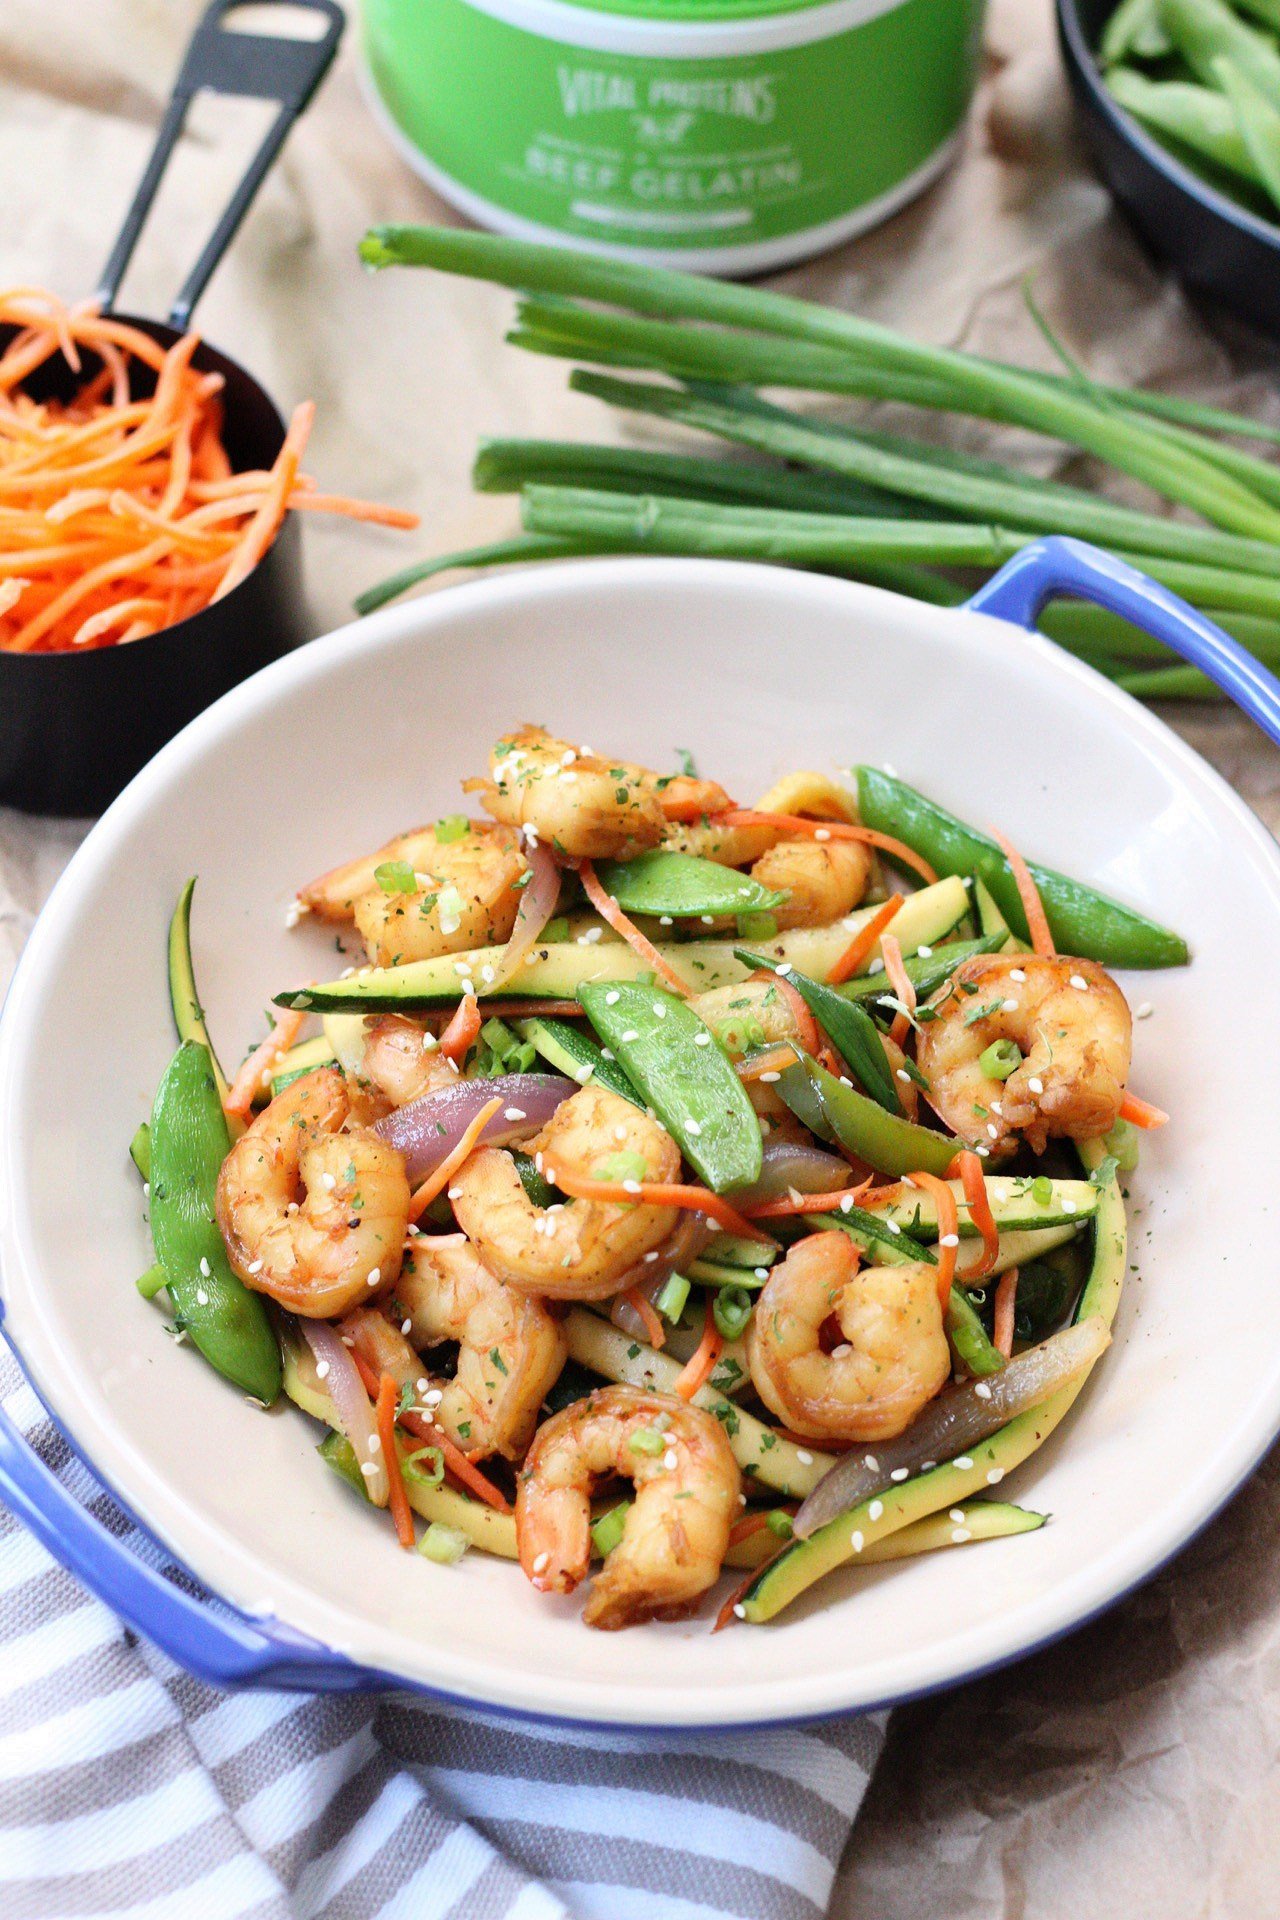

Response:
(949, 1508), (966, 1523)
(425, 1388), (443, 1406)
(733, 1603), (747, 1618)
(954, 1455), (973, 1470)
(976, 1145), (990, 1158)
(621, 1029), (639, 1043)
(653, 1003), (667, 1019)
(447, 1186), (462, 1200)
(199, 1255), (211, 1277)
(196, 1288), (208, 1307)
(1002, 998), (1019, 1012)
(831, 1343), (852, 1359)
(532, 1550), (550, 1573)
(777, 962), (793, 977)
(1135, 1001), (1153, 1019)
(863, 1454), (879, 1470)
(1027, 1075), (1044, 1095)
(987, 1467), (1005, 1484)
(890, 1467), (909, 1481)
(796, 1449), (814, 1465)
(1063, 1200), (1077, 1214)
(605, 990), (621, 1005)
(285, 899), (305, 929)
(247, 1259), (264, 1275)
(868, 1499), (884, 1520)
(951, 1527), (972, 1544)
(986, 1123), (999, 1140)
(1010, 967), (1026, 982)
(685, 1118), (702, 1136)
(694, 1031), (711, 1047)
(974, 1381), (992, 1400)
(505, 1107), (527, 1121)
(868, 957), (885, 975)
(840, 1196), (854, 1213)
(601, 1048), (615, 1061)
(663, 1448), (678, 1471)
(896, 1068), (911, 1083)
(321, 1172), (336, 1190)
(700, 914), (715, 925)
(939, 1232), (960, 1248)
(916, 944), (933, 958)
(368, 1434), (382, 1453)
(850, 1530), (865, 1552)
(886, 1220), (901, 1235)
(359, 1462), (379, 1478)
(754, 1267), (769, 1280)
(990, 1100), (1003, 1116)
(622, 1179), (642, 1195)
(760, 1070), (780, 1084)
(1070, 974), (1089, 991)
(367, 1266), (381, 1287)
(316, 1360), (331, 1379)
(814, 827), (832, 842)
(659, 916), (673, 928)
(401, 1318), (412, 1335)
(417, 1378), (429, 1393)
(481, 965), (495, 985)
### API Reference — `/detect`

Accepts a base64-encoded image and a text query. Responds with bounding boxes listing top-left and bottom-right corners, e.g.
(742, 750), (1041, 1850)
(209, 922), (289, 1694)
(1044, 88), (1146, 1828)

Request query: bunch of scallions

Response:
(356, 224), (1280, 702)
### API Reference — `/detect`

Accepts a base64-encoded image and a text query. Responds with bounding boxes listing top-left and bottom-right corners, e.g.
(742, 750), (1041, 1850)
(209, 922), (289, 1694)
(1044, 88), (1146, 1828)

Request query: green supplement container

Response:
(362, 0), (986, 273)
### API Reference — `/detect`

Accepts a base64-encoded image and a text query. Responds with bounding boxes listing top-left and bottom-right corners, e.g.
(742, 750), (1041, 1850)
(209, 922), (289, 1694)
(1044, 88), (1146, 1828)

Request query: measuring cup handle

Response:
(97, 0), (345, 331)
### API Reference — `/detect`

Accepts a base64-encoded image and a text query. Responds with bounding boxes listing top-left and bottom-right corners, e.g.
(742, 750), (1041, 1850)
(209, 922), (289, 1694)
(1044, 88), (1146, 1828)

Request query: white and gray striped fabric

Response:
(0, 1349), (884, 1920)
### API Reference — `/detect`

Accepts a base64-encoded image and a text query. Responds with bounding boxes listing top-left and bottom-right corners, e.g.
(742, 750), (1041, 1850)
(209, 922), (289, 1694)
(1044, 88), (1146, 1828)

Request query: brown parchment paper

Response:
(4, 3), (1280, 1911)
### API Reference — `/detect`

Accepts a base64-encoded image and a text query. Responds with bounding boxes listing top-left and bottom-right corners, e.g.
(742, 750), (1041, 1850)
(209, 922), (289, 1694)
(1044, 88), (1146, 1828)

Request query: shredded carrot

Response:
(1118, 1090), (1169, 1129)
(993, 1268), (1019, 1358)
(728, 1510), (772, 1548)
(744, 1182), (872, 1219)
(987, 826), (1055, 957)
(577, 859), (689, 995)
(376, 1373), (417, 1550)
(544, 1164), (776, 1244)
(623, 1284), (667, 1350)
(904, 1171), (958, 1308)
(409, 1095), (503, 1221)
(737, 1044), (801, 1083)
(351, 1350), (512, 1512)
(0, 294), (416, 654)
(673, 1294), (724, 1400)
(224, 1005), (308, 1118)
(879, 933), (916, 1049)
(714, 810), (939, 885)
(948, 1150), (999, 1280)
(439, 994), (483, 1064)
(826, 895), (904, 985)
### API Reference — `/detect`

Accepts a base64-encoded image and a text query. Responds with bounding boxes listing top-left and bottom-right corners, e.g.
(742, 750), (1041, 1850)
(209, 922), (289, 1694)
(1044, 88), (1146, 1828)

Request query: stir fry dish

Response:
(130, 730), (1183, 1630)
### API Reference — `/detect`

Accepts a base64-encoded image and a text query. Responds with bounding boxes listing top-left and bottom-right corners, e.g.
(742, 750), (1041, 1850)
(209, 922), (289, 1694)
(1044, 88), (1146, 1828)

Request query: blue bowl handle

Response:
(967, 535), (1280, 748)
(0, 1384), (368, 1691)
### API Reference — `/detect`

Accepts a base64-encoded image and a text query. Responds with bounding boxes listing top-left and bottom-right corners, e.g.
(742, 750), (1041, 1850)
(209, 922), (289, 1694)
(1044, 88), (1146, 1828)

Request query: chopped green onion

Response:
(435, 815), (469, 843)
(591, 1500), (630, 1558)
(594, 1150), (650, 1185)
(418, 1522), (469, 1564)
(136, 1263), (168, 1301)
(375, 859), (417, 894)
(629, 1427), (665, 1456)
(654, 1273), (691, 1323)
(1030, 1174), (1054, 1207)
(402, 1445), (445, 1489)
(713, 1285), (754, 1341)
(979, 1038), (1022, 1080)
(736, 911), (778, 941)
(766, 1509), (795, 1540)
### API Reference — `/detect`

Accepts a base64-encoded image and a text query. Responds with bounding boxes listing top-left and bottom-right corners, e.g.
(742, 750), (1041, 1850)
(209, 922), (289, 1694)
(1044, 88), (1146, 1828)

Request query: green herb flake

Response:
(375, 859), (417, 895)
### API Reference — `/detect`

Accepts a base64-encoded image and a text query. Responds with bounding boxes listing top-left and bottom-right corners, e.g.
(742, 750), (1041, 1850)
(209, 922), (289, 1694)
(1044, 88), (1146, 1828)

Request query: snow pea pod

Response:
(776, 1051), (959, 1177)
(595, 850), (785, 919)
(578, 980), (762, 1192)
(148, 1041), (281, 1403)
(855, 769), (1189, 967)
(737, 948), (900, 1114)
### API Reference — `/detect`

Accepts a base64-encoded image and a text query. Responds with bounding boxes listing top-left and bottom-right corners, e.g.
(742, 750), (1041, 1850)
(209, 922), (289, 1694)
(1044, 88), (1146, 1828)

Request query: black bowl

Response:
(0, 320), (310, 817)
(1058, 0), (1280, 338)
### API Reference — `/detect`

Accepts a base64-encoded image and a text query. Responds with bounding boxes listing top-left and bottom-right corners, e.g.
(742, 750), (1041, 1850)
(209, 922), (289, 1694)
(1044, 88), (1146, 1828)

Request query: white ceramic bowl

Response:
(3, 557), (1280, 1728)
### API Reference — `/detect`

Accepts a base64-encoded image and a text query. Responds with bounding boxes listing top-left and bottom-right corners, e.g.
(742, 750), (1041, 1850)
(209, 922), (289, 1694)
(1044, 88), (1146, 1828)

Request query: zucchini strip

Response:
(725, 1499), (1045, 1568)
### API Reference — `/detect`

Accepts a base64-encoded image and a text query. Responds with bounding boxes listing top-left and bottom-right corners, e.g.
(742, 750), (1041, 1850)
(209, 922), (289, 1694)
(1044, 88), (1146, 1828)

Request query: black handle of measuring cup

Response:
(97, 0), (345, 330)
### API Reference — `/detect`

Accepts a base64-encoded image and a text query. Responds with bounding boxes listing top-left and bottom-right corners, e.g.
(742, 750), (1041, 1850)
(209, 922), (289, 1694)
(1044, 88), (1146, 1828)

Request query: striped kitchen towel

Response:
(0, 1345), (884, 1920)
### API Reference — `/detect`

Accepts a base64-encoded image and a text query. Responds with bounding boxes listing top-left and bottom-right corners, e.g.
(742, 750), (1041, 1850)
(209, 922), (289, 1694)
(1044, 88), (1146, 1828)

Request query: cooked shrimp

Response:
(516, 1384), (740, 1628)
(450, 1084), (680, 1299)
(353, 823), (526, 967)
(664, 812), (779, 867)
(297, 825), (452, 923)
(750, 837), (873, 929)
(916, 952), (1132, 1155)
(748, 1231), (949, 1443)
(361, 1014), (460, 1108)
(468, 725), (667, 861)
(217, 1069), (410, 1318)
(345, 1238), (566, 1460)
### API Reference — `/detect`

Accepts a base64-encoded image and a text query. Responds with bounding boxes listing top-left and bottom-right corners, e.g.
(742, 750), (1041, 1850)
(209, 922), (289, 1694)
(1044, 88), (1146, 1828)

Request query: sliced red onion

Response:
(490, 836), (561, 988)
(737, 1137), (852, 1209)
(302, 1319), (388, 1508)
(609, 1212), (716, 1340)
(374, 1072), (573, 1183)
(793, 1315), (1111, 1539)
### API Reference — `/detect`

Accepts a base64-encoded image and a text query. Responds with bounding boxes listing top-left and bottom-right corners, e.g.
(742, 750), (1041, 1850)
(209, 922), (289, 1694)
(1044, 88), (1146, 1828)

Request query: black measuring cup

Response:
(0, 0), (345, 817)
